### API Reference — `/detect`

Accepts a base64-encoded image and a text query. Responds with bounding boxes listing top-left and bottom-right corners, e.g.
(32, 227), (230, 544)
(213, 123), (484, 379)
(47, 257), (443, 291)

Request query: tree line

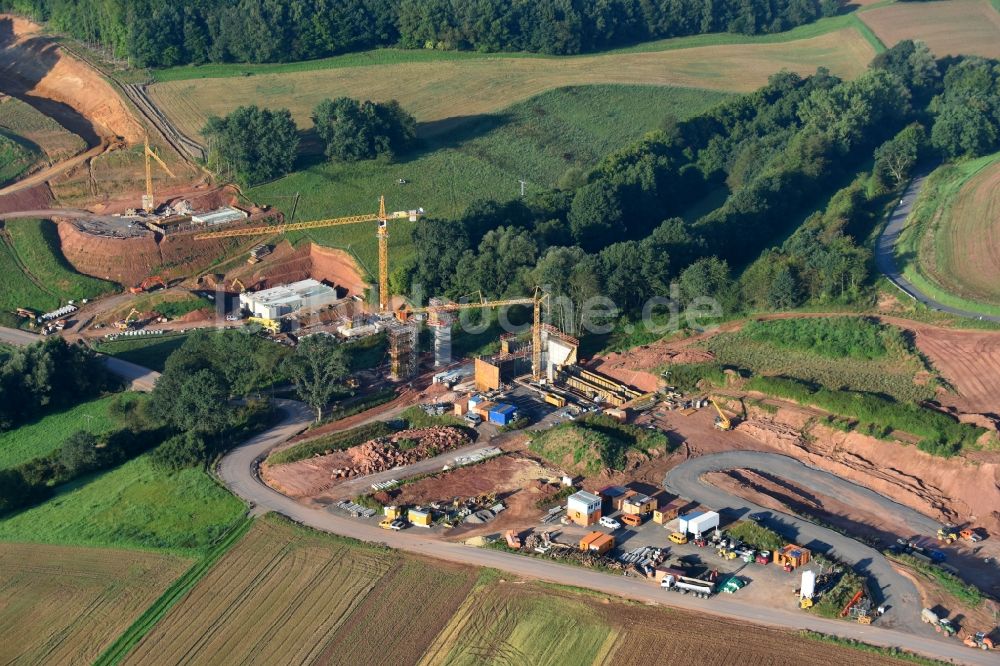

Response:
(391, 44), (1000, 329)
(2, 0), (835, 68)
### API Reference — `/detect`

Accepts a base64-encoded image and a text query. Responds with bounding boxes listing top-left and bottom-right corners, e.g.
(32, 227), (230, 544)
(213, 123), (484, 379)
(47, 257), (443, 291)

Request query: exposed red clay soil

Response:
(382, 454), (562, 538)
(588, 330), (724, 392)
(0, 183), (53, 214)
(238, 242), (367, 296)
(0, 15), (143, 143)
(263, 426), (470, 498)
(57, 220), (245, 285)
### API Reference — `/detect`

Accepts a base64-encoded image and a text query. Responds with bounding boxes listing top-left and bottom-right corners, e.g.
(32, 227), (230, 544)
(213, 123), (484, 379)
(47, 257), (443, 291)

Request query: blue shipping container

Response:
(488, 404), (517, 425)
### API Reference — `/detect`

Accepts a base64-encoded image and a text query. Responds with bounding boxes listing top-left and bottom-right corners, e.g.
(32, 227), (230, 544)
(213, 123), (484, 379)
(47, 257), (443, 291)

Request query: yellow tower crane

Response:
(396, 288), (548, 380)
(193, 196), (423, 312)
(142, 137), (176, 213)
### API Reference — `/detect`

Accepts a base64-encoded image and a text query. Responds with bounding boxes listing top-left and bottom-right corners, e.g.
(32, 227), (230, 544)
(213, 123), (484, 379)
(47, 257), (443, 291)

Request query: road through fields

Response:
(219, 401), (991, 666)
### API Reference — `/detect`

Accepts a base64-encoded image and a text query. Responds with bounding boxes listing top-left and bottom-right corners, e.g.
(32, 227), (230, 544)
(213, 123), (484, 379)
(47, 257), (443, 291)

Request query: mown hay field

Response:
(421, 582), (912, 666)
(918, 155), (1000, 306)
(861, 0), (1000, 59)
(122, 516), (476, 665)
(149, 28), (874, 143)
(0, 542), (189, 666)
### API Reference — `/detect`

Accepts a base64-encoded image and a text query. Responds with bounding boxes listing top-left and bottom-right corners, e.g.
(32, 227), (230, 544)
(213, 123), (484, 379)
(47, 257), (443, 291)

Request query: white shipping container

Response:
(678, 510), (720, 537)
(800, 570), (816, 599)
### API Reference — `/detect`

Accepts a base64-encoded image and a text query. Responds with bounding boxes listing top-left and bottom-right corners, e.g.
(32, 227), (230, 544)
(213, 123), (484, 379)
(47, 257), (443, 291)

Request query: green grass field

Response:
(92, 333), (192, 372)
(896, 154), (1000, 317)
(250, 85), (729, 269)
(0, 219), (116, 315)
(0, 453), (245, 556)
(0, 394), (134, 470)
(151, 14), (872, 83)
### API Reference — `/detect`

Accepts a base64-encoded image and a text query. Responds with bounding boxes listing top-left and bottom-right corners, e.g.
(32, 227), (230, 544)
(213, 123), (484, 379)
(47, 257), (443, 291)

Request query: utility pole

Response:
(518, 179), (527, 197)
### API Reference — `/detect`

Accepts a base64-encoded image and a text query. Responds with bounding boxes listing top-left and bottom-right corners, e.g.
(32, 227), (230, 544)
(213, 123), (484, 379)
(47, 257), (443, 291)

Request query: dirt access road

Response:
(219, 401), (991, 665)
(664, 451), (930, 634)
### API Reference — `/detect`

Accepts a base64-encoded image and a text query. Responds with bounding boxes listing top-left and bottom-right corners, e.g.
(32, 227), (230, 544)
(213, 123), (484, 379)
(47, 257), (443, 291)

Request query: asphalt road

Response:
(0, 326), (160, 391)
(219, 402), (991, 665)
(876, 173), (1000, 322)
(664, 451), (927, 633)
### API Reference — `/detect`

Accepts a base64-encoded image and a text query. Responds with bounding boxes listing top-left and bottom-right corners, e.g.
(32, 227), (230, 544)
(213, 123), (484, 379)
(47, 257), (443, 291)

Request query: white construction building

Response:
(239, 279), (341, 319)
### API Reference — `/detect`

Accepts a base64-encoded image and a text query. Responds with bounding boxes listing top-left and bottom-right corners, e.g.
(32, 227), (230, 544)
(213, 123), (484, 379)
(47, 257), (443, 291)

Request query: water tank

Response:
(800, 570), (816, 599)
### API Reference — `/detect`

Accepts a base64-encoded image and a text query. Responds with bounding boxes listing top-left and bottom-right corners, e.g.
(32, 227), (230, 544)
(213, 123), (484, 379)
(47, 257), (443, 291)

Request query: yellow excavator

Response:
(116, 307), (142, 331)
(711, 397), (732, 431)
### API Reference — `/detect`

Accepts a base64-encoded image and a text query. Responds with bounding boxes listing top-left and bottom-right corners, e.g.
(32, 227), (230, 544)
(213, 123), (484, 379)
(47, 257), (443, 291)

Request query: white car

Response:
(599, 517), (621, 530)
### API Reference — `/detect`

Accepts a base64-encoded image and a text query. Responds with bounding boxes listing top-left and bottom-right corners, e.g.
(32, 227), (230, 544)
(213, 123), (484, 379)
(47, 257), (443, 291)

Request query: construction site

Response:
(1, 12), (999, 662)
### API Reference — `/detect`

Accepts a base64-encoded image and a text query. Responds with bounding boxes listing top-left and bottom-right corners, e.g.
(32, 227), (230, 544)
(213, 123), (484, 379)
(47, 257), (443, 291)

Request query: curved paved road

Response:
(219, 402), (991, 665)
(664, 451), (927, 633)
(876, 173), (1000, 322)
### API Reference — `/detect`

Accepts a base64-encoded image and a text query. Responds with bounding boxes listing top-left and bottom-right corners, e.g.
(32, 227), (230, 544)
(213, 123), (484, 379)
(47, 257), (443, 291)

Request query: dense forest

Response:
(389, 44), (1000, 332)
(1, 0), (836, 67)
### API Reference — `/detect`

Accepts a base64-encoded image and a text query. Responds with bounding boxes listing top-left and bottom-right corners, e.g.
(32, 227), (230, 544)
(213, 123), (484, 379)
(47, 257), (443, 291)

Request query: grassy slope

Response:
(896, 154), (1000, 317)
(703, 320), (934, 402)
(0, 453), (245, 557)
(151, 14), (868, 83)
(0, 219), (116, 314)
(0, 132), (40, 186)
(0, 97), (86, 162)
(249, 85), (729, 270)
(0, 394), (130, 470)
(93, 333), (192, 373)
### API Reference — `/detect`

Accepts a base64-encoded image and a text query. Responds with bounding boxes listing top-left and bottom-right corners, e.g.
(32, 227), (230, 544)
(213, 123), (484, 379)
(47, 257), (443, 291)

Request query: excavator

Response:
(231, 278), (247, 293)
(129, 275), (167, 295)
(115, 308), (141, 331)
(711, 397), (732, 431)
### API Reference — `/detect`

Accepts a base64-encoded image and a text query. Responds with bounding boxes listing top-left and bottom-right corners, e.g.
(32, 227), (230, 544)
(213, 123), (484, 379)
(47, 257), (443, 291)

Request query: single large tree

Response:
(312, 97), (416, 162)
(287, 336), (349, 421)
(202, 105), (299, 185)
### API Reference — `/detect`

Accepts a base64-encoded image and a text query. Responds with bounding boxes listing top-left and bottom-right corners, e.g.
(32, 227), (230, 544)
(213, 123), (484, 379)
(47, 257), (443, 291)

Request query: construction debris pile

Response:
(329, 427), (469, 479)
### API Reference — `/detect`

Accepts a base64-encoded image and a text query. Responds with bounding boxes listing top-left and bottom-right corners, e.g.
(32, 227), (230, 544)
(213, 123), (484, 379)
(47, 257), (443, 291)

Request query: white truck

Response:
(660, 572), (714, 598)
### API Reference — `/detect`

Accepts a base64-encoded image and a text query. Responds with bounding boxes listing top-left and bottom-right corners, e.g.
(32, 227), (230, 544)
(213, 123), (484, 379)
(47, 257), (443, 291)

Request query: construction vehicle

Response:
(231, 278), (247, 293)
(669, 531), (689, 545)
(921, 608), (957, 636)
(721, 577), (746, 594)
(964, 632), (994, 650)
(396, 287), (549, 380)
(115, 308), (141, 331)
(800, 597), (814, 609)
(142, 136), (176, 213)
(379, 519), (393, 530)
(621, 513), (643, 528)
(15, 307), (36, 319)
(937, 526), (959, 544)
(248, 316), (281, 334)
(961, 528), (983, 543)
(129, 275), (167, 294)
(660, 573), (714, 598)
(711, 398), (732, 431)
(194, 195), (424, 312)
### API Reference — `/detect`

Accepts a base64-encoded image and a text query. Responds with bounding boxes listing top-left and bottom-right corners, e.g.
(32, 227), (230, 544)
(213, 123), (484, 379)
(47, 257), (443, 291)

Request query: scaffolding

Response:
(388, 320), (419, 381)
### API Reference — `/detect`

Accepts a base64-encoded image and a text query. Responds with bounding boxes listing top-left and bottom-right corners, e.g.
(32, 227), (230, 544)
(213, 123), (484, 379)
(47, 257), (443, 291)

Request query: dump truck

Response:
(921, 608), (957, 636)
(961, 528), (983, 543)
(721, 577), (746, 594)
(660, 572), (714, 598)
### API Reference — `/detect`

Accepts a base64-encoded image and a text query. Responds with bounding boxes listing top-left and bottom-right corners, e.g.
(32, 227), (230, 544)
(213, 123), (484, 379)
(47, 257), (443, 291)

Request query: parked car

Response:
(599, 517), (621, 530)
(390, 520), (406, 531)
(669, 532), (689, 545)
(379, 519), (393, 530)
